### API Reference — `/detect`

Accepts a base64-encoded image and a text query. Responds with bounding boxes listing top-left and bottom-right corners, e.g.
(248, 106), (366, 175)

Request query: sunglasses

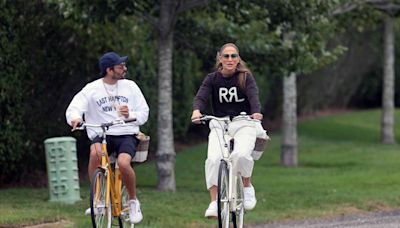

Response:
(222, 54), (239, 59)
(113, 63), (127, 70)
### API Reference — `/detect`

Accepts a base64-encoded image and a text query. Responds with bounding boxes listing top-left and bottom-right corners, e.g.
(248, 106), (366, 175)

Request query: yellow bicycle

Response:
(77, 118), (139, 228)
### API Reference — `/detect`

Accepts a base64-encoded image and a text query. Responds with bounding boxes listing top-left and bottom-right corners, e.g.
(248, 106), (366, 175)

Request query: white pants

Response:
(205, 118), (258, 190)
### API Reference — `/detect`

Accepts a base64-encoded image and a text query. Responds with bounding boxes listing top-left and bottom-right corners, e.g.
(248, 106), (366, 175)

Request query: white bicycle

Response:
(199, 113), (260, 228)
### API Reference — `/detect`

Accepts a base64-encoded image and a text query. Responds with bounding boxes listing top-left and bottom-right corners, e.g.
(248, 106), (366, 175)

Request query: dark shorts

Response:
(91, 135), (139, 159)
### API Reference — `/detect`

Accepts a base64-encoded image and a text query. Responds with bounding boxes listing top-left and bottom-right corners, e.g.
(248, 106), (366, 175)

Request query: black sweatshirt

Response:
(193, 71), (261, 117)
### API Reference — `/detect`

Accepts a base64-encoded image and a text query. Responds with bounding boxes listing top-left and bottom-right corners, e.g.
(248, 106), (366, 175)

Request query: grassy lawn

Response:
(1, 109), (400, 227)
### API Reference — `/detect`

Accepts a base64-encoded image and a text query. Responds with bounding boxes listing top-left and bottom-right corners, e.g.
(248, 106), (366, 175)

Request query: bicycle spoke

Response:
(218, 161), (231, 228)
(90, 169), (112, 228)
(118, 184), (133, 227)
(233, 175), (244, 228)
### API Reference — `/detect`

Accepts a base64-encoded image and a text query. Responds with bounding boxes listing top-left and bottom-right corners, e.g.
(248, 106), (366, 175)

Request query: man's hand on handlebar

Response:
(71, 118), (83, 131)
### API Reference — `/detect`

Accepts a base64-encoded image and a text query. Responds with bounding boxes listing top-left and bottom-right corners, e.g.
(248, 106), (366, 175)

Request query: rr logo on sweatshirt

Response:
(219, 87), (244, 103)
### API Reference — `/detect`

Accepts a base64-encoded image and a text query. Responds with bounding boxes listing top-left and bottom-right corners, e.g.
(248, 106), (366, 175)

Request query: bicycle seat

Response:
(109, 153), (117, 164)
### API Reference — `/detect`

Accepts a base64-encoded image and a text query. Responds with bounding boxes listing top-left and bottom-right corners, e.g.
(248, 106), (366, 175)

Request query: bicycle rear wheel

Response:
(118, 184), (134, 228)
(232, 175), (244, 228)
(217, 160), (231, 228)
(90, 168), (112, 228)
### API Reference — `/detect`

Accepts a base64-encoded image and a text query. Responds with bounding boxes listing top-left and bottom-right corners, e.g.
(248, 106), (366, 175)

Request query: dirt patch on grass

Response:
(364, 201), (393, 212)
(22, 220), (72, 228)
(335, 206), (364, 216)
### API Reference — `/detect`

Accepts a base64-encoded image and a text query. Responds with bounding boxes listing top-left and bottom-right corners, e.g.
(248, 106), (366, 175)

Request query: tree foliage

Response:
(0, 0), (395, 185)
(0, 0), (143, 184)
(0, 1), (28, 179)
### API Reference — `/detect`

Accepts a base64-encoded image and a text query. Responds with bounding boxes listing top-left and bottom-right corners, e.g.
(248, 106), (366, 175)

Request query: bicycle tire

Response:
(232, 175), (244, 228)
(217, 160), (231, 228)
(90, 168), (112, 228)
(118, 184), (134, 228)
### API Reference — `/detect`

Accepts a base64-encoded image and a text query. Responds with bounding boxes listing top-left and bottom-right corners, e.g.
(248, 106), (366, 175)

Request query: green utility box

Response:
(44, 137), (81, 204)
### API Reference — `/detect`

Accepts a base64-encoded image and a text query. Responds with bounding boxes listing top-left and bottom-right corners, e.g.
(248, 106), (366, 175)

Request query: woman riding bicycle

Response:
(66, 52), (149, 224)
(191, 43), (264, 218)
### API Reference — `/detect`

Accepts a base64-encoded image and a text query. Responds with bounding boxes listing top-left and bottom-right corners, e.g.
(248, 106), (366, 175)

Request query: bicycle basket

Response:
(251, 134), (270, 161)
(133, 132), (150, 162)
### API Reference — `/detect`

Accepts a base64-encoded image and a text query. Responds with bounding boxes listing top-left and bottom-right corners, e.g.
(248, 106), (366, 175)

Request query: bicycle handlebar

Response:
(199, 115), (230, 122)
(74, 118), (137, 131)
(198, 113), (260, 125)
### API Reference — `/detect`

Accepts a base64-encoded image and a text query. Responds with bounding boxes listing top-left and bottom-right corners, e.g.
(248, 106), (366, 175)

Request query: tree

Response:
(334, 0), (400, 144)
(44, 0), (208, 191)
(382, 14), (396, 144)
(135, 0), (209, 191)
(188, 0), (344, 167)
(0, 1), (29, 182)
(0, 0), (119, 184)
(282, 72), (298, 166)
(268, 1), (345, 167)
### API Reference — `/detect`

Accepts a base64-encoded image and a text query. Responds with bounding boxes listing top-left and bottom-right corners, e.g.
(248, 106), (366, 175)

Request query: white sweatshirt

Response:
(66, 78), (149, 140)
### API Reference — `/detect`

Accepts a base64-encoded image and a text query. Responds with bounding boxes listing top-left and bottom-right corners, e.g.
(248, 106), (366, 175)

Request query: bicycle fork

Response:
(228, 161), (238, 213)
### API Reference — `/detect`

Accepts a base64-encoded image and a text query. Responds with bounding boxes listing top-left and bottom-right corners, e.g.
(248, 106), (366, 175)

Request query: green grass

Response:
(1, 109), (400, 227)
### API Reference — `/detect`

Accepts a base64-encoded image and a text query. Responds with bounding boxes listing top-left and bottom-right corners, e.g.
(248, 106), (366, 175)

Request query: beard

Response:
(112, 71), (126, 80)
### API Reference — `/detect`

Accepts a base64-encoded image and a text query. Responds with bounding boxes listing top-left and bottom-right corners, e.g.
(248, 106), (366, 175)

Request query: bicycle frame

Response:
(217, 120), (239, 214)
(99, 133), (123, 218)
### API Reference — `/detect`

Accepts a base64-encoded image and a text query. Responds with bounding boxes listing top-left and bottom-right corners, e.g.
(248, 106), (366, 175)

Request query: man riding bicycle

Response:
(66, 52), (149, 224)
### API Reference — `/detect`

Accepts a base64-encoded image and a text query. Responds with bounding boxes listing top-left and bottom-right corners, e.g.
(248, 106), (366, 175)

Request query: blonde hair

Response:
(215, 43), (252, 91)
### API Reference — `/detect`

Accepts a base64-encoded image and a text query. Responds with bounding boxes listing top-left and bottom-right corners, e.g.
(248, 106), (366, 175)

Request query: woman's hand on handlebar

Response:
(191, 110), (203, 124)
(251, 113), (263, 121)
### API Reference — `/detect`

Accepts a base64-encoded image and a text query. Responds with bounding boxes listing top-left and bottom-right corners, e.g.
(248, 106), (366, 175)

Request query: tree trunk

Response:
(281, 72), (298, 167)
(381, 15), (396, 144)
(153, 0), (208, 192)
(156, 0), (176, 192)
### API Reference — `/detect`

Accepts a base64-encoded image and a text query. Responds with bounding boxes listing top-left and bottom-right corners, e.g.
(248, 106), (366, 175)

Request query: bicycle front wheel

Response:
(232, 175), (244, 228)
(217, 160), (231, 228)
(118, 184), (134, 228)
(90, 168), (112, 228)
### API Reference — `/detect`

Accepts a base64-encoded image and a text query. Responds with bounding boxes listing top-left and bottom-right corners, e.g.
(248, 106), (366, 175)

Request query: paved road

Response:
(249, 210), (400, 228)
(21, 210), (400, 228)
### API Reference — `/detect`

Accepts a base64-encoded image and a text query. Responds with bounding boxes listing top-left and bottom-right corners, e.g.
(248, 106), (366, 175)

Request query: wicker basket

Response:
(133, 133), (150, 162)
(251, 135), (270, 161)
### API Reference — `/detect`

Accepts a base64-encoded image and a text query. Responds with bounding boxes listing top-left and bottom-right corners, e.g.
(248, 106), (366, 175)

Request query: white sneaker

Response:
(129, 199), (143, 224)
(204, 201), (218, 218)
(243, 185), (257, 210)
(85, 206), (102, 215)
(85, 207), (91, 215)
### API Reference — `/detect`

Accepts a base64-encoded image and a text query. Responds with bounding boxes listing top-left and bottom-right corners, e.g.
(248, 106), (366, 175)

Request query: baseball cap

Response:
(99, 52), (128, 76)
